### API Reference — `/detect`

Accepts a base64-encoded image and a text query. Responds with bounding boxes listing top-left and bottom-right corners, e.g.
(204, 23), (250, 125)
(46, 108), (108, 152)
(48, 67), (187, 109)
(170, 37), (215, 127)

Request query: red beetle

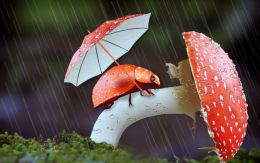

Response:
(92, 64), (160, 108)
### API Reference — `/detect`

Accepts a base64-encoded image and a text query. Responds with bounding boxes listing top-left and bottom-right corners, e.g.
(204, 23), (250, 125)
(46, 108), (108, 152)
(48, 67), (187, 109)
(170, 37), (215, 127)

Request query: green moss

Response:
(1, 131), (260, 163)
(0, 131), (168, 163)
(184, 148), (260, 163)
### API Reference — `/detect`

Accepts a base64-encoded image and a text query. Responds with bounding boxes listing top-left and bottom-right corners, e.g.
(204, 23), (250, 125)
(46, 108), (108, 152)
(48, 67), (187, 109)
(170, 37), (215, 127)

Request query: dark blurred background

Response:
(1, 0), (260, 161)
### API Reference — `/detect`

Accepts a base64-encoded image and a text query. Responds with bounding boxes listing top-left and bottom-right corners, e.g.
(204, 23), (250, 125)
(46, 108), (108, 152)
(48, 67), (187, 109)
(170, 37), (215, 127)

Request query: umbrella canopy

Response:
(64, 13), (151, 86)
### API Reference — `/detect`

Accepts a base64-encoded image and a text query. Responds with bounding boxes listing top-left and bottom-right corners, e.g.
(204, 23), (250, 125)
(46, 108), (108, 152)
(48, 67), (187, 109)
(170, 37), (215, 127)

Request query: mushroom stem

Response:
(90, 60), (201, 146)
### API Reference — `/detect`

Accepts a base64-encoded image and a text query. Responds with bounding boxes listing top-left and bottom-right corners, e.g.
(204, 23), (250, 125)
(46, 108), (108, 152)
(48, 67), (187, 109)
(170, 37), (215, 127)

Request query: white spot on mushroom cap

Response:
(219, 95), (224, 101)
(223, 82), (227, 90)
(205, 105), (210, 111)
(223, 140), (226, 146)
(235, 122), (239, 127)
(213, 101), (217, 108)
(228, 106), (232, 112)
(203, 71), (207, 80)
(221, 126), (225, 133)
(204, 86), (208, 94)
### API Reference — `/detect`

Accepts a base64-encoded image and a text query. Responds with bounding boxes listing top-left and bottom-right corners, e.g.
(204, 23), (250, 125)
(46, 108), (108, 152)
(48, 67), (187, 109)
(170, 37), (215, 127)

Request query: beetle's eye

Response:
(150, 75), (156, 82)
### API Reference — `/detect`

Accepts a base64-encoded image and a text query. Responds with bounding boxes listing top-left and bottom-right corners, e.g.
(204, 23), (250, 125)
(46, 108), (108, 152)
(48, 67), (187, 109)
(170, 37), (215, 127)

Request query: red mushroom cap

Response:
(183, 31), (248, 161)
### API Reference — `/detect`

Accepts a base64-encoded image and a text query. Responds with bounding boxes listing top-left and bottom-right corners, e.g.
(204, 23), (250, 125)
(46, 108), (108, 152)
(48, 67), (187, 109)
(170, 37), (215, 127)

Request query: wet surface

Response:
(1, 0), (260, 161)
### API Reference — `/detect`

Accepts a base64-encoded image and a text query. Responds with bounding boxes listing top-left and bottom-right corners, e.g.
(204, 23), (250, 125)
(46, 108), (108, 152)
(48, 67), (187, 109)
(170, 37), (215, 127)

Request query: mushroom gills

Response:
(166, 59), (201, 132)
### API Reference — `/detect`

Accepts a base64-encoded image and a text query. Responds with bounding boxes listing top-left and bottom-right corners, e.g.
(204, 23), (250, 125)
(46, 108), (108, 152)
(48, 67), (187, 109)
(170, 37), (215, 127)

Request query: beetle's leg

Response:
(139, 85), (153, 96)
(139, 85), (144, 96)
(140, 89), (150, 96)
(140, 90), (146, 96)
(138, 85), (150, 96)
(128, 93), (132, 107)
(104, 102), (114, 109)
(140, 90), (152, 96)
(145, 89), (154, 96)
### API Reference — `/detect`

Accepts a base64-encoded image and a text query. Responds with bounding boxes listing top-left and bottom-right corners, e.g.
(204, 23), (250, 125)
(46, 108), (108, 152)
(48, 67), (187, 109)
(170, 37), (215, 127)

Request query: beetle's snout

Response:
(135, 67), (161, 86)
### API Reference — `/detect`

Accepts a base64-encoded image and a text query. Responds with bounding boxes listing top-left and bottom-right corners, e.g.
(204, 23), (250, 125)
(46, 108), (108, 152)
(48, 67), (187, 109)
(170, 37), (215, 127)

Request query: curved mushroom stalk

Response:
(90, 60), (201, 146)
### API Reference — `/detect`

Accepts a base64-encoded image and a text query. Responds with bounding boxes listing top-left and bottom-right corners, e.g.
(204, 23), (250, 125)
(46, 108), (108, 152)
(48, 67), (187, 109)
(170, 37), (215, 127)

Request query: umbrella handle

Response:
(97, 42), (121, 66)
(97, 42), (146, 94)
(87, 30), (145, 94)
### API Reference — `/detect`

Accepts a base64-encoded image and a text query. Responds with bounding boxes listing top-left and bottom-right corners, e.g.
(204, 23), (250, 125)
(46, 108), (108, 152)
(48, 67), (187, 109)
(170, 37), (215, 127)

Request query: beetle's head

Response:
(134, 67), (160, 86)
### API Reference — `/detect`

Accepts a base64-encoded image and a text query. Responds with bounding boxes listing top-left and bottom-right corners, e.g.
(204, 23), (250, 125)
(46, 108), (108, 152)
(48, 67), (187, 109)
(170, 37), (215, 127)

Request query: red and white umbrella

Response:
(64, 13), (151, 86)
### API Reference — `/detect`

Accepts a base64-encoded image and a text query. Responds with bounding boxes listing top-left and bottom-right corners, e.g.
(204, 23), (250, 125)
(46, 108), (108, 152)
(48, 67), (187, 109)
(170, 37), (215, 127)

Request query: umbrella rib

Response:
(101, 39), (128, 51)
(76, 50), (89, 86)
(107, 27), (148, 35)
(95, 45), (103, 73)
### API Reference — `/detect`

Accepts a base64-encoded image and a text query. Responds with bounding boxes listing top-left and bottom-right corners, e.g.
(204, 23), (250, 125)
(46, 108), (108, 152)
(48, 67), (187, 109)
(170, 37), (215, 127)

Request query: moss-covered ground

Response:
(0, 131), (259, 163)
